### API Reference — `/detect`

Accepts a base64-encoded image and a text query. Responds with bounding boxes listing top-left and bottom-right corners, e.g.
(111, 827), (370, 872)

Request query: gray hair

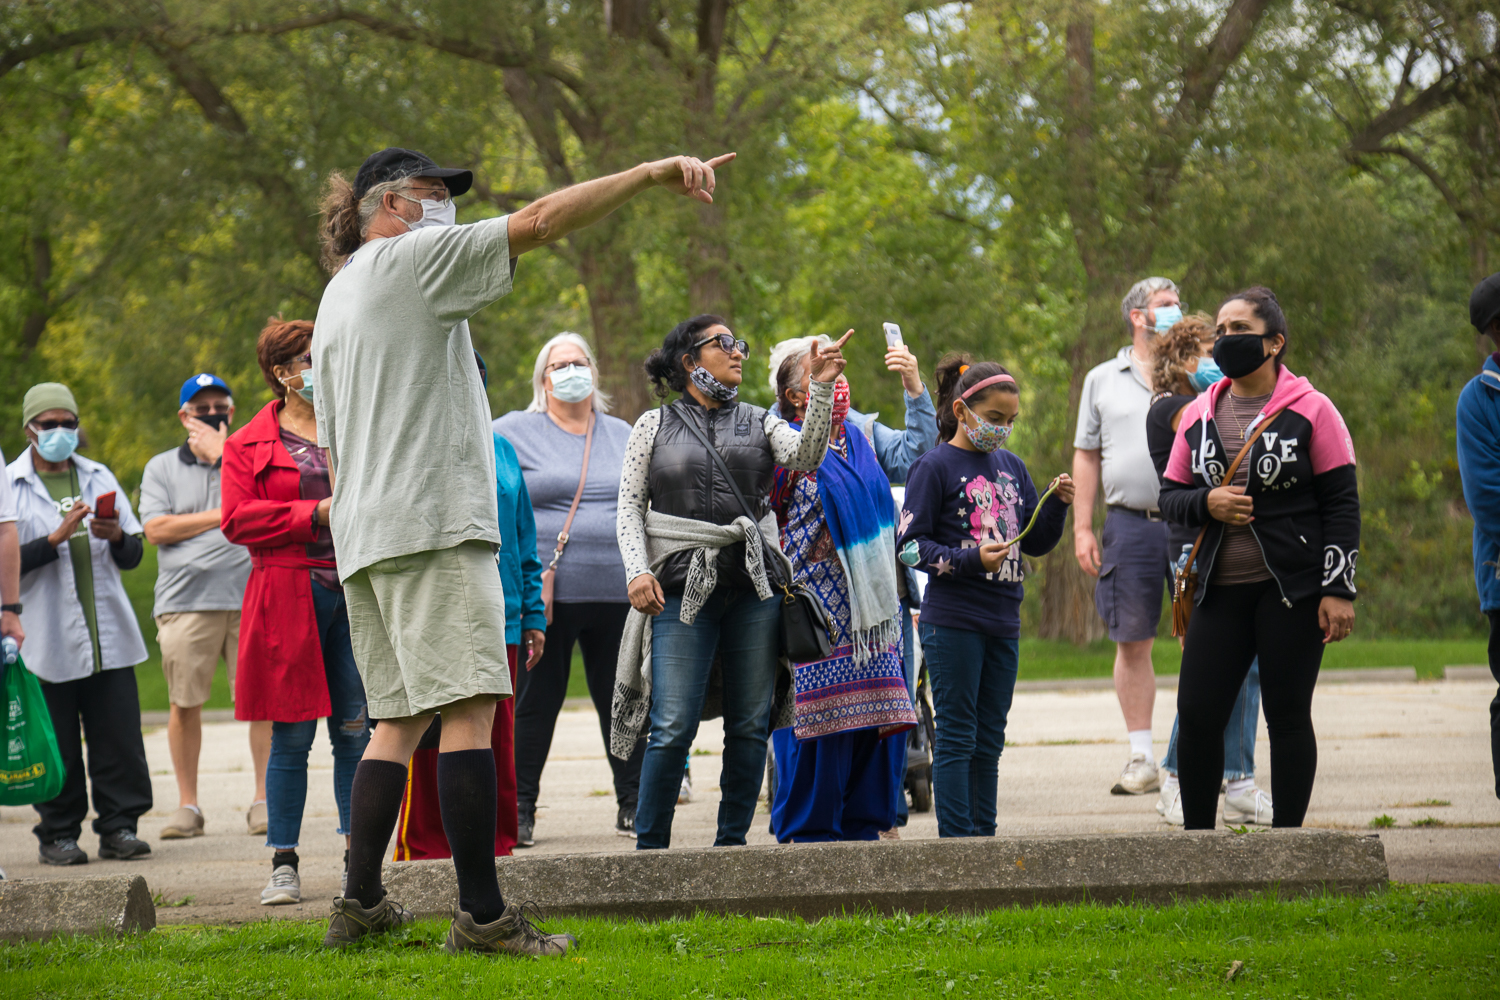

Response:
(526, 331), (612, 414)
(358, 178), (413, 238)
(1120, 276), (1179, 333)
(766, 335), (831, 395)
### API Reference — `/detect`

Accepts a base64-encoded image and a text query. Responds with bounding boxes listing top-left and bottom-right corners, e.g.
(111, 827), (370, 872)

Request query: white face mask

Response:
(394, 192), (457, 230)
(548, 364), (594, 404)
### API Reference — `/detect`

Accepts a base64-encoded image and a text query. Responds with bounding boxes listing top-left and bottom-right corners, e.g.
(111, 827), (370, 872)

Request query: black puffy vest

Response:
(649, 397), (773, 593)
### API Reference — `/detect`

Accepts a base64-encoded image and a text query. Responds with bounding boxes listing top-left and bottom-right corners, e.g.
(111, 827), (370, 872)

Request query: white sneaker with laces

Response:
(1223, 787), (1274, 825)
(261, 864), (302, 905)
(1111, 752), (1160, 795)
(678, 773), (693, 804)
(1156, 784), (1184, 826)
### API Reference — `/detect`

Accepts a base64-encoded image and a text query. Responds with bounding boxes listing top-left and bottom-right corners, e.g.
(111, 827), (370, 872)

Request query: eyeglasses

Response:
(31, 418), (78, 431)
(186, 403), (232, 416)
(395, 185), (452, 207)
(544, 359), (591, 374)
(693, 332), (749, 357)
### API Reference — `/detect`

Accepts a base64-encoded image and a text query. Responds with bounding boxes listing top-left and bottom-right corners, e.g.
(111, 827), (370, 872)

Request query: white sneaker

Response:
(1156, 784), (1184, 826)
(1111, 753), (1160, 795)
(260, 864), (301, 905)
(678, 773), (693, 804)
(1223, 787), (1274, 826)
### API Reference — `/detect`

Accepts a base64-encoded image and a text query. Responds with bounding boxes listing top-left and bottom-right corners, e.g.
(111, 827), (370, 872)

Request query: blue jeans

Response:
(265, 580), (371, 850)
(919, 621), (1019, 838)
(1162, 658), (1260, 780)
(635, 588), (781, 850)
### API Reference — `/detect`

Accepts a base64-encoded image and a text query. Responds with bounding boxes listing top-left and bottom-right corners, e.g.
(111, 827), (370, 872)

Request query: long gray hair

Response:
(526, 332), (612, 414)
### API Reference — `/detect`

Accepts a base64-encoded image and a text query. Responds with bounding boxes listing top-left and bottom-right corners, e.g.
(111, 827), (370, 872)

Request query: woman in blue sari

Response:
(768, 349), (917, 841)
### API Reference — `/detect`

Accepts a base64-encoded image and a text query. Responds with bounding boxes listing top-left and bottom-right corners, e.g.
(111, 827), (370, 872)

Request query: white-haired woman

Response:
(492, 333), (641, 846)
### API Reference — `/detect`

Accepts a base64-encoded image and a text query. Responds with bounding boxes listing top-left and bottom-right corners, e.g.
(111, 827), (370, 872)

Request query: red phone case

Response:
(94, 491), (116, 519)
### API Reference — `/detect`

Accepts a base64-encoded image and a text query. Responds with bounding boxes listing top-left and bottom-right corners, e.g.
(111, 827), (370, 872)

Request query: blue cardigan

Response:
(1457, 355), (1500, 613)
(495, 433), (547, 643)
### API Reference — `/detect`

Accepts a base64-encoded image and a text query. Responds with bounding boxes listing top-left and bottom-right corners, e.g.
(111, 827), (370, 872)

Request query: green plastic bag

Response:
(1, 656), (66, 806)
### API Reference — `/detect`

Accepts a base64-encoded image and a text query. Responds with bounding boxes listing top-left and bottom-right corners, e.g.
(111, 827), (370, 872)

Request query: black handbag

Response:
(673, 403), (833, 662)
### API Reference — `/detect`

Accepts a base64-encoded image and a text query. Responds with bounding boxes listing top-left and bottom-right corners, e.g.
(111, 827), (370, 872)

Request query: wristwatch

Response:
(1, 603), (20, 615)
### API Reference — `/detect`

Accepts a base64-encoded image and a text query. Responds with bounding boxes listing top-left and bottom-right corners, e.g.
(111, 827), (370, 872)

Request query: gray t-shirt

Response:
(313, 216), (513, 579)
(138, 445), (252, 616)
(1072, 345), (1161, 510)
(492, 410), (632, 603)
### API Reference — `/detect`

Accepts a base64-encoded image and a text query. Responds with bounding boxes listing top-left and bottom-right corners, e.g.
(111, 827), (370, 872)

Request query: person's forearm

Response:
(0, 523), (19, 603)
(508, 164), (653, 256)
(1071, 449), (1101, 535)
(110, 532), (144, 570)
(143, 509), (222, 546)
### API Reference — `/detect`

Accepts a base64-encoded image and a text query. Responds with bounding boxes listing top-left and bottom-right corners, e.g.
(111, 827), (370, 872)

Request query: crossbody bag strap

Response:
(548, 412), (594, 572)
(1179, 405), (1288, 579)
(671, 402), (788, 589)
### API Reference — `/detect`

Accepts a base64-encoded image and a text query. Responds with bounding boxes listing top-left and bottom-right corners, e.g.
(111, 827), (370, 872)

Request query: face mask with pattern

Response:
(961, 402), (1011, 453)
(689, 364), (738, 402)
(830, 380), (851, 425)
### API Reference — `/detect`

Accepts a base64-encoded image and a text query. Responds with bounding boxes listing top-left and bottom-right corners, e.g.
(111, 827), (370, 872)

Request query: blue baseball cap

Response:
(179, 373), (231, 408)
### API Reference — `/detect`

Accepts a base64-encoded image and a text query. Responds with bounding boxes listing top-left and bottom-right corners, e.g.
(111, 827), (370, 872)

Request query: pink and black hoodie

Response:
(1159, 365), (1360, 607)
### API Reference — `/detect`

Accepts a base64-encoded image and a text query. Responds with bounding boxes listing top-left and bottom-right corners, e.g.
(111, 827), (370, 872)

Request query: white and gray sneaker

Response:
(1155, 783), (1185, 826)
(261, 864), (302, 905)
(1111, 753), (1160, 795)
(1223, 787), (1274, 826)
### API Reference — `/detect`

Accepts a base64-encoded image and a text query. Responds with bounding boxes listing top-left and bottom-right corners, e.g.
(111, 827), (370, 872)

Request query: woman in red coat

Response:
(222, 317), (370, 908)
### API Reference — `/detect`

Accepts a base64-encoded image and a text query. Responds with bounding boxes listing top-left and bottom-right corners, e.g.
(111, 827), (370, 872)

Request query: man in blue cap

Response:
(1457, 271), (1500, 826)
(138, 374), (256, 842)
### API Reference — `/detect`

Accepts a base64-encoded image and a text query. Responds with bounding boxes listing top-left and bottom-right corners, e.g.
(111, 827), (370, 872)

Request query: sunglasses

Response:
(31, 418), (79, 431)
(693, 332), (749, 357)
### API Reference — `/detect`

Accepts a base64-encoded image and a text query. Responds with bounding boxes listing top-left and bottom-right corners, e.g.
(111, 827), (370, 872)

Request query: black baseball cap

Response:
(353, 147), (473, 200)
(1472, 272), (1500, 336)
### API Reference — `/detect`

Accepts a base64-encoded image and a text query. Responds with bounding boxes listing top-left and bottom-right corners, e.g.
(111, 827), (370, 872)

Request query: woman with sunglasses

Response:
(221, 317), (371, 906)
(613, 315), (848, 849)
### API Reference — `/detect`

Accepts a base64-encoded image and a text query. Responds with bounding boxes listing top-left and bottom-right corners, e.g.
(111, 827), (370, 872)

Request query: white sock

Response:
(1226, 777), (1257, 797)
(184, 804), (201, 816)
(1160, 771), (1179, 795)
(1128, 729), (1155, 760)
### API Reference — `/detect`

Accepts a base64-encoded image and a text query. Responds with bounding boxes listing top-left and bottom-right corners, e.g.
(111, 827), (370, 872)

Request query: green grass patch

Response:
(1, 886), (1495, 998)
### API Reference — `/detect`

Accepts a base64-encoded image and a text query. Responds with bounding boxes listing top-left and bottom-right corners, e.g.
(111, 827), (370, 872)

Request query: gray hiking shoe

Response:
(260, 865), (301, 905)
(444, 902), (577, 957)
(322, 894), (415, 948)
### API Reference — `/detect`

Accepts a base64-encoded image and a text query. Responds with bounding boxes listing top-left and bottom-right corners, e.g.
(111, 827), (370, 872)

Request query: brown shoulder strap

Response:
(1178, 405), (1288, 580)
(548, 412), (594, 571)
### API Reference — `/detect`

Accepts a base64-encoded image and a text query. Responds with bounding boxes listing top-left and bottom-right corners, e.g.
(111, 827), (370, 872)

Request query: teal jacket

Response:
(495, 433), (547, 643)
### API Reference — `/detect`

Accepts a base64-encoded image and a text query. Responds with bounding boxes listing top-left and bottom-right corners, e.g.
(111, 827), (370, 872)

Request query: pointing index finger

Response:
(832, 328), (854, 349)
(706, 152), (737, 168)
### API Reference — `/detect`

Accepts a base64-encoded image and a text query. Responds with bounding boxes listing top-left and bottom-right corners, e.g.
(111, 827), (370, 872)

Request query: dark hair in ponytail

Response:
(1220, 285), (1288, 366)
(644, 314), (726, 399)
(934, 352), (1018, 440)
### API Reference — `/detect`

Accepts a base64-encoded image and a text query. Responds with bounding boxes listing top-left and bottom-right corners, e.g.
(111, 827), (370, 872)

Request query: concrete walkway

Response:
(1, 679), (1494, 926)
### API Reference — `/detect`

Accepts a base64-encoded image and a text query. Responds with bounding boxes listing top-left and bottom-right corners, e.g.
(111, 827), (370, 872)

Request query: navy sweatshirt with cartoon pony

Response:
(897, 442), (1070, 638)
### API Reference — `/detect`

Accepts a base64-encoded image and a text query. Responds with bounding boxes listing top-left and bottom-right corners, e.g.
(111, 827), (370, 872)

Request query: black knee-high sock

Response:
(437, 748), (506, 924)
(345, 759), (409, 908)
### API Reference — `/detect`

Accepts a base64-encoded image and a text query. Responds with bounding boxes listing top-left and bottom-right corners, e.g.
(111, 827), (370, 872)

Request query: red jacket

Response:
(221, 400), (334, 723)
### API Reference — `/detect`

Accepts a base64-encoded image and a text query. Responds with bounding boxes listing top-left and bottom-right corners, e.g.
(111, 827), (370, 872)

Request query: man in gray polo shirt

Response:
(139, 374), (255, 841)
(1072, 276), (1183, 797)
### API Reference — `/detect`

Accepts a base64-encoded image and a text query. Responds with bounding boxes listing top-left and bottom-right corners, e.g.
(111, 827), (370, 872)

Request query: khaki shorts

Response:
(344, 540), (512, 720)
(155, 610), (240, 708)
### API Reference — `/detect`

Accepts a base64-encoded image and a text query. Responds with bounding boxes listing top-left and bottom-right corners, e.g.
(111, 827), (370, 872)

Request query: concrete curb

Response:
(0, 874), (156, 941)
(383, 829), (1387, 921)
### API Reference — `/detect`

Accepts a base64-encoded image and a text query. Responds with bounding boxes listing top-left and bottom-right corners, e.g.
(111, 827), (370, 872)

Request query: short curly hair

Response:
(256, 316), (315, 400)
(1150, 312), (1216, 396)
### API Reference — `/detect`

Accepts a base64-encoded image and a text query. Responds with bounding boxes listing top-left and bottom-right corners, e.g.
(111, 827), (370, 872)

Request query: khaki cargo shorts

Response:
(344, 540), (512, 720)
(155, 610), (240, 708)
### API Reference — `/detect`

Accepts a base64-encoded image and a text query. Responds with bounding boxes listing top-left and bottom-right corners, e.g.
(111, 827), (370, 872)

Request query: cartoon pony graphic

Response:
(964, 474), (1020, 546)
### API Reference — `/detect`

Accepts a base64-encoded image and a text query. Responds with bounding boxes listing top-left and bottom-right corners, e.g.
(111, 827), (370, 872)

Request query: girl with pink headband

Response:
(896, 354), (1075, 837)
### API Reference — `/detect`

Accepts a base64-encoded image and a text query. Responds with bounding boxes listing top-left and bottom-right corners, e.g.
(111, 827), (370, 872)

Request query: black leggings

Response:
(1487, 611), (1500, 799)
(513, 601), (642, 812)
(1177, 579), (1324, 829)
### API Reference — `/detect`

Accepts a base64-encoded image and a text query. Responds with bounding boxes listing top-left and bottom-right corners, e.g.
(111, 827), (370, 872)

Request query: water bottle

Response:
(1175, 543), (1195, 576)
(2, 635), (17, 665)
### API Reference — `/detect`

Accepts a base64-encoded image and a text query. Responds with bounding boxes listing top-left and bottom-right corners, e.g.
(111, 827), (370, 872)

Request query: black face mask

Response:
(191, 412), (230, 432)
(1212, 334), (1276, 380)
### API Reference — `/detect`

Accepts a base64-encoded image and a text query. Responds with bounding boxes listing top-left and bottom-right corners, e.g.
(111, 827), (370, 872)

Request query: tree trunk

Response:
(571, 219), (653, 420)
(688, 198), (733, 319)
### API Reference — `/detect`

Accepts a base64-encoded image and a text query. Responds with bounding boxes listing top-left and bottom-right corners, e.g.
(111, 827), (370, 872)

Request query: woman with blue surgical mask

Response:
(1144, 314), (1273, 828)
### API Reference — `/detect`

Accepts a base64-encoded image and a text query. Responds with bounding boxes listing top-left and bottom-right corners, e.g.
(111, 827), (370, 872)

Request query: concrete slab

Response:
(383, 830), (1388, 920)
(1445, 665), (1493, 682)
(0, 873), (154, 940)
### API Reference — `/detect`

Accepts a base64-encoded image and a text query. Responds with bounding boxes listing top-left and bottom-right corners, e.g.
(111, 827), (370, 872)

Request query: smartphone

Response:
(94, 491), (116, 520)
(883, 322), (903, 349)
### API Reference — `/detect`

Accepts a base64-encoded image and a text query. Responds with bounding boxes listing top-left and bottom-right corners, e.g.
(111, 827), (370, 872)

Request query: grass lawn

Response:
(2, 886), (1495, 998)
(124, 543), (1487, 712)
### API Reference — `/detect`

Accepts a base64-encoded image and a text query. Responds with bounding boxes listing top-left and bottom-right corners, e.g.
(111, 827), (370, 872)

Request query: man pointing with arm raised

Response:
(312, 147), (733, 957)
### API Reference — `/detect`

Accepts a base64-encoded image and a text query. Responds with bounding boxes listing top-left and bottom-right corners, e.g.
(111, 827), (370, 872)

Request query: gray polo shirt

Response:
(1073, 345), (1160, 510)
(138, 444), (251, 616)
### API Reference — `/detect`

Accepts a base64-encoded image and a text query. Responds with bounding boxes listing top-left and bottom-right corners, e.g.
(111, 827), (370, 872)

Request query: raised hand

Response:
(885, 344), (923, 397)
(810, 329), (853, 383)
(648, 153), (737, 204)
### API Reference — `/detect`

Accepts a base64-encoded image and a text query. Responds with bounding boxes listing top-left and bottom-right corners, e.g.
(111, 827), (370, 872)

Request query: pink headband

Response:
(961, 373), (1017, 399)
